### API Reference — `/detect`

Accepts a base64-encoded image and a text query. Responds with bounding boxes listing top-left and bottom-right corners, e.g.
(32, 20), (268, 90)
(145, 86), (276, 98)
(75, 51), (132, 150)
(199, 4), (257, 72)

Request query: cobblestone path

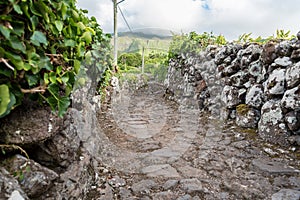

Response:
(92, 82), (300, 200)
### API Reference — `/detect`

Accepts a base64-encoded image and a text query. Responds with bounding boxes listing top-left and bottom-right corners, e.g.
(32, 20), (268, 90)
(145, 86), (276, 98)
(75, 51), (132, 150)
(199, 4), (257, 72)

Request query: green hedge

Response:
(0, 0), (111, 118)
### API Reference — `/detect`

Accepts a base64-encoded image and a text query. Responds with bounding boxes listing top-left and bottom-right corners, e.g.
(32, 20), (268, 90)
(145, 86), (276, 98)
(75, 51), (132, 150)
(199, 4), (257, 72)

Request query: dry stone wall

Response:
(0, 67), (103, 199)
(165, 32), (300, 147)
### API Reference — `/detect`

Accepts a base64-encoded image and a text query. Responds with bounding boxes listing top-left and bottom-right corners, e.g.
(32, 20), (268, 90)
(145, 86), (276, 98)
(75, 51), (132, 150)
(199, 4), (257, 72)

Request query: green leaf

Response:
(42, 13), (50, 23)
(61, 2), (67, 20)
(30, 31), (48, 46)
(85, 50), (92, 64)
(56, 66), (63, 75)
(74, 59), (81, 74)
(39, 55), (52, 70)
(0, 68), (12, 77)
(18, 171), (24, 182)
(47, 96), (57, 111)
(0, 89), (16, 118)
(49, 72), (56, 83)
(30, 16), (39, 31)
(30, 2), (42, 17)
(47, 83), (70, 117)
(11, 21), (25, 36)
(25, 74), (39, 86)
(4, 52), (24, 70)
(64, 39), (76, 47)
(13, 4), (23, 14)
(44, 73), (49, 85)
(10, 36), (26, 53)
(0, 25), (11, 40)
(23, 63), (31, 71)
(21, 3), (30, 18)
(54, 20), (63, 32)
(76, 42), (85, 57)
(61, 73), (69, 83)
(57, 96), (70, 117)
(0, 84), (11, 116)
(76, 22), (86, 30)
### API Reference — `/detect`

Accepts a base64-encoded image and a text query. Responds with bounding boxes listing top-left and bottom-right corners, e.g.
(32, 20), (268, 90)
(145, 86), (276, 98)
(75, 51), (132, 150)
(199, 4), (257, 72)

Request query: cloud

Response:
(77, 0), (300, 40)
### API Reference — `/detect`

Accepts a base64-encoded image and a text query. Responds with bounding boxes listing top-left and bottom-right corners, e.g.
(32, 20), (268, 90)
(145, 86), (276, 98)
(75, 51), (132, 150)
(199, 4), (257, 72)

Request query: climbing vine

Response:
(0, 0), (111, 118)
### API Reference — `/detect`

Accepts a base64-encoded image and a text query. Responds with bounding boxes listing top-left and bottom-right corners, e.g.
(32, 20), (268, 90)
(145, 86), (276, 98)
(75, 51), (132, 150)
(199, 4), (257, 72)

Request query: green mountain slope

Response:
(115, 32), (172, 55)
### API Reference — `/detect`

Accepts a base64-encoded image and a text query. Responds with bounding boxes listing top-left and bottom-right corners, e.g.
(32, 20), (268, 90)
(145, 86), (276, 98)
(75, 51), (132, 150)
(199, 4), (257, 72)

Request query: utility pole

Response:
(141, 46), (145, 74)
(141, 40), (149, 74)
(113, 0), (125, 67)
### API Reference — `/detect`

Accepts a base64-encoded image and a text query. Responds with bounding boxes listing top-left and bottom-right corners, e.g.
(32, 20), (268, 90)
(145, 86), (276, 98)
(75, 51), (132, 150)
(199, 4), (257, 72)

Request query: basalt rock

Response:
(281, 85), (300, 112)
(0, 168), (29, 200)
(261, 41), (277, 65)
(264, 68), (286, 96)
(2, 154), (58, 198)
(221, 86), (241, 108)
(286, 62), (300, 88)
(258, 100), (290, 146)
(0, 64), (105, 199)
(236, 104), (260, 128)
(166, 36), (300, 147)
(285, 111), (300, 133)
(245, 84), (265, 109)
(0, 102), (63, 145)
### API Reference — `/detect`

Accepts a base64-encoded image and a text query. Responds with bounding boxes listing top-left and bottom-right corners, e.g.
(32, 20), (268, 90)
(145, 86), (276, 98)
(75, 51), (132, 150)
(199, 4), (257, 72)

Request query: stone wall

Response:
(165, 32), (300, 147)
(0, 66), (104, 199)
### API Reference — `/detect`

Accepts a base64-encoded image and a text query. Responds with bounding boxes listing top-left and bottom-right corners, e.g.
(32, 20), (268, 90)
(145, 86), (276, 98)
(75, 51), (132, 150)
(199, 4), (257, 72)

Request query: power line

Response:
(118, 5), (132, 32)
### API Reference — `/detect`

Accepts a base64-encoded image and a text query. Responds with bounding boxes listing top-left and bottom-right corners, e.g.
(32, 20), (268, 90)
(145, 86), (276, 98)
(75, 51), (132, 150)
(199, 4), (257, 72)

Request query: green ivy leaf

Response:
(74, 59), (81, 74)
(10, 36), (26, 53)
(30, 31), (48, 46)
(61, 2), (67, 20)
(4, 52), (24, 70)
(44, 73), (49, 85)
(81, 31), (92, 45)
(0, 84), (11, 116)
(77, 22), (86, 31)
(11, 21), (25, 36)
(49, 72), (56, 83)
(39, 55), (52, 71)
(56, 66), (63, 75)
(30, 2), (42, 17)
(61, 73), (69, 83)
(64, 39), (76, 47)
(0, 25), (11, 40)
(13, 4), (23, 14)
(23, 63), (31, 71)
(54, 20), (63, 32)
(0, 68), (12, 77)
(25, 74), (39, 86)
(21, 3), (30, 19)
(30, 16), (39, 31)
(47, 83), (70, 117)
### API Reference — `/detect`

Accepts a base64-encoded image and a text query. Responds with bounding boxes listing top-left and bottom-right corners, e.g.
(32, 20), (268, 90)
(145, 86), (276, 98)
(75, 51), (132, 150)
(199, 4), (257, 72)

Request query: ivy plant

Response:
(0, 0), (111, 118)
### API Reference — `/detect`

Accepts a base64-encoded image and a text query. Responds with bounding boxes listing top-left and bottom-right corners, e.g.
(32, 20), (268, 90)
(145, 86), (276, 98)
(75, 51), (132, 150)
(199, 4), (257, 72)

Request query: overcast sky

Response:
(77, 0), (300, 40)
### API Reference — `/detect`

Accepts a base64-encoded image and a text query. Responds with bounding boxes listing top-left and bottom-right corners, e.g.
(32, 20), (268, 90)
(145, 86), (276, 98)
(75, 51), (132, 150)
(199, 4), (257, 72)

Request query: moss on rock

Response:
(236, 104), (251, 116)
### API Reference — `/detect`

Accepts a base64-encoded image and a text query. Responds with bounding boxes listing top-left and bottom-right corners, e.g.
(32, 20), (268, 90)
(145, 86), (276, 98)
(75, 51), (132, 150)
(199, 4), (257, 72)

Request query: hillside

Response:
(114, 32), (172, 55)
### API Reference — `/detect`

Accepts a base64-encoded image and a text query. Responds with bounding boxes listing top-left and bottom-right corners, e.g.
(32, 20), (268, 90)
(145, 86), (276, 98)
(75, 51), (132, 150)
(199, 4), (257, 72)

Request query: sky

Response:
(76, 0), (300, 40)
